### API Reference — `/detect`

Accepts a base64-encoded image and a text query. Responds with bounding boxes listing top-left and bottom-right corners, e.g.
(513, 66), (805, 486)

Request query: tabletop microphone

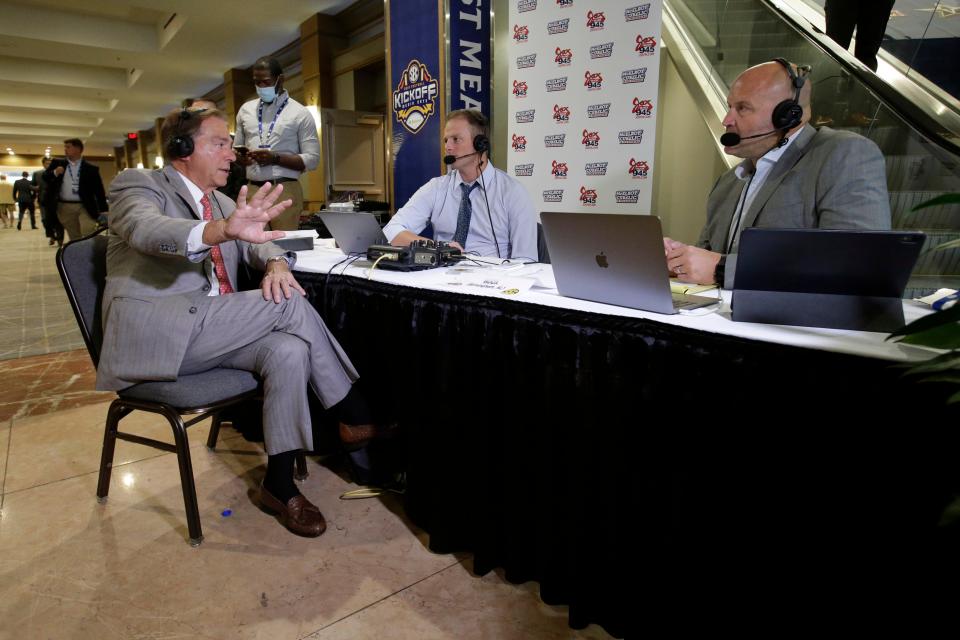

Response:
(719, 129), (779, 146)
(443, 151), (478, 165)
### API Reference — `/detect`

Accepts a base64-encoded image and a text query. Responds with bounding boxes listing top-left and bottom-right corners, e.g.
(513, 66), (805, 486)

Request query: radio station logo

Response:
(546, 76), (568, 92)
(628, 158), (650, 178)
(590, 42), (614, 59)
(621, 67), (648, 84)
(512, 79), (529, 97)
(581, 129), (600, 149)
(518, 0), (538, 12)
(583, 70), (603, 90)
(514, 163), (535, 176)
(616, 189), (641, 203)
(513, 24), (530, 42)
(515, 109), (536, 123)
(543, 189), (564, 203)
(636, 35), (658, 55)
(552, 104), (571, 123)
(625, 3), (651, 21)
(556, 0), (574, 6)
(551, 160), (569, 178)
(587, 102), (611, 118)
(579, 186), (598, 206)
(631, 98), (654, 118)
(586, 10), (606, 30)
(554, 47), (573, 66)
(516, 53), (537, 69)
(585, 161), (608, 176)
(393, 60), (439, 134)
(618, 129), (644, 144)
(511, 134), (528, 151)
(545, 133), (567, 148)
(548, 18), (570, 34)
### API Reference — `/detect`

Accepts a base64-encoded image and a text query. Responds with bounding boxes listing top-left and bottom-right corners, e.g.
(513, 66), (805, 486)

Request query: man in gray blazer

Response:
(665, 59), (890, 288)
(101, 107), (380, 538)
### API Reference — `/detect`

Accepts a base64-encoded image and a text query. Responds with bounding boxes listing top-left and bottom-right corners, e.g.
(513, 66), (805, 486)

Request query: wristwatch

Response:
(714, 255), (727, 286)
(266, 255), (288, 267)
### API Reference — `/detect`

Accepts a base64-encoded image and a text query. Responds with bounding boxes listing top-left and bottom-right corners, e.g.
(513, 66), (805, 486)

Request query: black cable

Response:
(477, 157), (500, 259)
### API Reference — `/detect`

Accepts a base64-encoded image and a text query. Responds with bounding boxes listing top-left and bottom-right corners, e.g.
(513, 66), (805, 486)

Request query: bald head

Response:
(721, 60), (812, 161)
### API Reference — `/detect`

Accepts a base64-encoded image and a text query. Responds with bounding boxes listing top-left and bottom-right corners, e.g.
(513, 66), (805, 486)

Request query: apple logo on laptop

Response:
(595, 251), (609, 268)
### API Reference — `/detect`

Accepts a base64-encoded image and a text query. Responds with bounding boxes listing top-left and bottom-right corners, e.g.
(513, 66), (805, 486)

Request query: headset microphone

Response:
(719, 130), (779, 146)
(443, 151), (477, 165)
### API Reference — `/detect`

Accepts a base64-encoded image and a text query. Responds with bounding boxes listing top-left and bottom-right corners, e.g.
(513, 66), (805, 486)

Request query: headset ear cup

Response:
(473, 134), (490, 154)
(166, 135), (194, 159)
(772, 100), (803, 131)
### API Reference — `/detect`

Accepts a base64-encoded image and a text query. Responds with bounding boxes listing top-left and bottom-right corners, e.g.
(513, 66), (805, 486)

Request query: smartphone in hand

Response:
(233, 145), (249, 155)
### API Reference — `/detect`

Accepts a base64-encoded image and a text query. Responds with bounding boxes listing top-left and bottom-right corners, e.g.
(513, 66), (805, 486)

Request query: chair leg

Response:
(206, 414), (222, 450)
(96, 400), (126, 502)
(294, 452), (308, 481)
(162, 406), (204, 546)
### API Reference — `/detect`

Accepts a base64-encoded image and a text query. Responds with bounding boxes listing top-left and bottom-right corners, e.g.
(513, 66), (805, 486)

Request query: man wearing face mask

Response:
(234, 57), (319, 231)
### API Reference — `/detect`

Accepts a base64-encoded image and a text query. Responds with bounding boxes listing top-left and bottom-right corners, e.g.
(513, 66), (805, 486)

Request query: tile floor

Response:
(0, 227), (616, 639)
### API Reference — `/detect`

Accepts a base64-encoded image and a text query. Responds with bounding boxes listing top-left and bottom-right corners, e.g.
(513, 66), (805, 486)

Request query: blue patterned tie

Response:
(453, 182), (478, 246)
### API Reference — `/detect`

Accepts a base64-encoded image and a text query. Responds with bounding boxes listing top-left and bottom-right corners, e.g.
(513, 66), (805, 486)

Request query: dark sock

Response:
(263, 451), (300, 503)
(333, 386), (374, 425)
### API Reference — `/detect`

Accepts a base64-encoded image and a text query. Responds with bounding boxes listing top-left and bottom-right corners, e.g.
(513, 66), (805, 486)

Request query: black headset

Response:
(770, 58), (809, 131)
(473, 134), (490, 155)
(166, 108), (207, 159)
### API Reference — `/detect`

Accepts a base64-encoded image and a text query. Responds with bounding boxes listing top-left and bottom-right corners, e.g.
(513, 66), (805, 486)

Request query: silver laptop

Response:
(318, 211), (387, 255)
(540, 212), (719, 314)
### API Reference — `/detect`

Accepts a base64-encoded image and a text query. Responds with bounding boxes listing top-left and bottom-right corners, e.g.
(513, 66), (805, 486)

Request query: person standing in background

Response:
(12, 171), (37, 230)
(0, 175), (13, 229)
(33, 157), (60, 246)
(234, 57), (319, 231)
(43, 138), (108, 245)
(824, 1), (896, 71)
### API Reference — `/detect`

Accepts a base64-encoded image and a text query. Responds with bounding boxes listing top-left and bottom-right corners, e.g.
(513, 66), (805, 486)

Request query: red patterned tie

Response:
(200, 194), (234, 295)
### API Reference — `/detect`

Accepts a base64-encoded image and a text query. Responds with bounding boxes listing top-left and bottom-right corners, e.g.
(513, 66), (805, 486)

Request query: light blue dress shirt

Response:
(384, 163), (539, 261)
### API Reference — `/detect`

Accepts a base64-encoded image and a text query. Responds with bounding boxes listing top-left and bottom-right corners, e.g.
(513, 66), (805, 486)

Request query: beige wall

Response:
(651, 46), (729, 244)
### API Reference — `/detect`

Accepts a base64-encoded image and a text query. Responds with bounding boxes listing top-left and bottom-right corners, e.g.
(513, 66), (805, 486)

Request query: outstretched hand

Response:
(225, 183), (292, 244)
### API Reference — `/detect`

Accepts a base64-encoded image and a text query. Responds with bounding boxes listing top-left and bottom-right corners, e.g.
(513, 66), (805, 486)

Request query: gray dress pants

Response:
(177, 290), (358, 454)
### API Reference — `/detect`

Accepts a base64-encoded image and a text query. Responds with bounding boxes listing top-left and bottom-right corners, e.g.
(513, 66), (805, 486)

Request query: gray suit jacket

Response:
(699, 126), (891, 287)
(96, 166), (287, 391)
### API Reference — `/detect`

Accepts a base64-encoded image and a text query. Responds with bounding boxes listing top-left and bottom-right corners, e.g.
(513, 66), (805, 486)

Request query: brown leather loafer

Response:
(338, 422), (400, 450)
(259, 484), (326, 537)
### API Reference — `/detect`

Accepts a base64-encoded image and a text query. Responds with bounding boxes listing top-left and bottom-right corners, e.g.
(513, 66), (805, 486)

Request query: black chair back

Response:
(56, 230), (108, 367)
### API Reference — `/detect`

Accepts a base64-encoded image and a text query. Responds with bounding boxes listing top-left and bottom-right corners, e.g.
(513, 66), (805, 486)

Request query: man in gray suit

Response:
(101, 107), (381, 538)
(665, 58), (890, 287)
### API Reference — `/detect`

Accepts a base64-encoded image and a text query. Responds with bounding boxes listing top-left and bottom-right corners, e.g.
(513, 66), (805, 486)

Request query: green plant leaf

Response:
(911, 193), (960, 211)
(949, 389), (960, 404)
(898, 323), (960, 349)
(901, 351), (960, 376)
(889, 303), (960, 339)
(916, 373), (960, 384)
(930, 238), (960, 252)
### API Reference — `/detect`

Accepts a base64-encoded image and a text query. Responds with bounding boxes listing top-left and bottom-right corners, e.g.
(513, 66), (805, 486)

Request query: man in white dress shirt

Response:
(234, 57), (320, 231)
(383, 110), (538, 261)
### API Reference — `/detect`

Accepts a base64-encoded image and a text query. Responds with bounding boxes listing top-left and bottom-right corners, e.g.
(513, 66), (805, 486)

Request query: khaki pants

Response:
(246, 179), (303, 231)
(58, 202), (99, 242)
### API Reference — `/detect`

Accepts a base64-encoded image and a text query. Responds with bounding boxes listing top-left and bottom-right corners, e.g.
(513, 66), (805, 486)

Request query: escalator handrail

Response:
(762, 0), (960, 158)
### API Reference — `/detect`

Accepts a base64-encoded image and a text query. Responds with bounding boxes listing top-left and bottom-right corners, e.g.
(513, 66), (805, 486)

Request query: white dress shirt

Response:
(234, 91), (320, 182)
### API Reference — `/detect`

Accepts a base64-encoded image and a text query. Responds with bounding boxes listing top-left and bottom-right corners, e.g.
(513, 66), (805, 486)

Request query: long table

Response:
(294, 246), (959, 635)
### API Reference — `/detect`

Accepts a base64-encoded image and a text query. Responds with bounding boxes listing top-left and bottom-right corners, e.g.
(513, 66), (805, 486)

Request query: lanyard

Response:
(66, 161), (80, 194)
(257, 95), (289, 147)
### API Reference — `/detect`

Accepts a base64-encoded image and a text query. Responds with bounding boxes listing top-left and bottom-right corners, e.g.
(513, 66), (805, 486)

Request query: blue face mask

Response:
(256, 81), (278, 103)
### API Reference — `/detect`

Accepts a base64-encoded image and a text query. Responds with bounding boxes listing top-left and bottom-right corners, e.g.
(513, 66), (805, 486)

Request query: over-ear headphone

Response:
(166, 108), (202, 159)
(473, 134), (490, 155)
(770, 58), (809, 131)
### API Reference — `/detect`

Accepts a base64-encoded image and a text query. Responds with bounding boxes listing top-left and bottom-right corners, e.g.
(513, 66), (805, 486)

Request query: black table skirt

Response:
(300, 272), (959, 636)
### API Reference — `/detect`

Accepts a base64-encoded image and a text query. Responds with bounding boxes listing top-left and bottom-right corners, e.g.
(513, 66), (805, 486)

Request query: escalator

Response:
(664, 0), (960, 297)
